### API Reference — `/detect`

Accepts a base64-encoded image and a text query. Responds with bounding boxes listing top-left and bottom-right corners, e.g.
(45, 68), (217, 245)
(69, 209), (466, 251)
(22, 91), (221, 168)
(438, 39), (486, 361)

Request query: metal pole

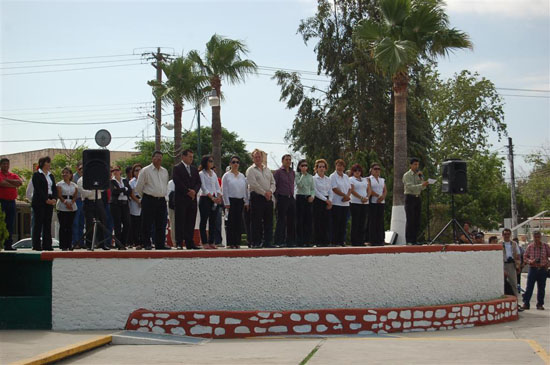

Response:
(154, 47), (162, 152)
(508, 137), (519, 237)
(197, 104), (201, 160)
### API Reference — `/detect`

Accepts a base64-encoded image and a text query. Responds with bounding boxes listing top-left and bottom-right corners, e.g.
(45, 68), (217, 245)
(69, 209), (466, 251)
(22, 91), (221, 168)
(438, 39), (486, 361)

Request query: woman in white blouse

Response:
(56, 167), (78, 251)
(349, 164), (369, 246)
(313, 159), (333, 247)
(199, 155), (223, 249)
(368, 163), (387, 246)
(330, 159), (351, 246)
(128, 164), (142, 248)
(222, 155), (249, 249)
(110, 166), (131, 248)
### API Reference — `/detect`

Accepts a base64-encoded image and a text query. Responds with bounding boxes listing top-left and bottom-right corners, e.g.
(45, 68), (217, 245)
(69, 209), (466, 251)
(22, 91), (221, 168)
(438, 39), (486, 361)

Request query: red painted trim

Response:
(40, 244), (500, 261)
(125, 296), (518, 338)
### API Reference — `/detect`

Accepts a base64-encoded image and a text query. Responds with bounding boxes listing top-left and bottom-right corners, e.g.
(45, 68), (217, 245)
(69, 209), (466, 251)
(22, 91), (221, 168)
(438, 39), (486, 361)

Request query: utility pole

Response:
(508, 137), (519, 237)
(144, 48), (172, 151)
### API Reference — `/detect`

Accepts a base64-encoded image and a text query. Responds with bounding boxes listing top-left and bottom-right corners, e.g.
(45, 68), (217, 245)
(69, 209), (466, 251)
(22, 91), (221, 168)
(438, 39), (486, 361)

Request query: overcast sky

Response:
(1, 0), (548, 178)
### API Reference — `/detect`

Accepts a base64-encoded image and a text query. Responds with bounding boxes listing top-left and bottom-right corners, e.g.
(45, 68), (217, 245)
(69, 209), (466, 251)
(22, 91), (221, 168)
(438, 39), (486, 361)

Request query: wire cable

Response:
(1, 62), (146, 76)
(0, 53), (138, 64)
(0, 57), (143, 70)
(0, 116), (148, 125)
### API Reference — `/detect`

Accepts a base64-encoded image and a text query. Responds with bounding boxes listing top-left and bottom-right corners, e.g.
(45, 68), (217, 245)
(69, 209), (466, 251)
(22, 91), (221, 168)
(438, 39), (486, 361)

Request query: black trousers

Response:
(111, 200), (130, 246)
(405, 194), (422, 244)
(274, 194), (296, 247)
(369, 203), (385, 245)
(227, 197), (244, 246)
(32, 203), (53, 250)
(129, 214), (142, 246)
(332, 205), (349, 246)
(175, 195), (197, 249)
(249, 192), (273, 247)
(83, 199), (107, 248)
(57, 211), (76, 250)
(199, 197), (220, 244)
(313, 197), (330, 246)
(296, 195), (313, 247)
(141, 194), (167, 249)
(350, 203), (368, 246)
(0, 199), (16, 248)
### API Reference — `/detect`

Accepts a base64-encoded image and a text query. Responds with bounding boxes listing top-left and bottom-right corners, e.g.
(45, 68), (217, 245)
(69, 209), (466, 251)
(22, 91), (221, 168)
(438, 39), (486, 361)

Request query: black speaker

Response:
(82, 149), (110, 190)
(441, 159), (467, 194)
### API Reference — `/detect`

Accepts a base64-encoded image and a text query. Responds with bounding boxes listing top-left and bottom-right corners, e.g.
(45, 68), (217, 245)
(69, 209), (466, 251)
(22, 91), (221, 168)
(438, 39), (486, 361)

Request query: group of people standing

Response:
(0, 148), (388, 251)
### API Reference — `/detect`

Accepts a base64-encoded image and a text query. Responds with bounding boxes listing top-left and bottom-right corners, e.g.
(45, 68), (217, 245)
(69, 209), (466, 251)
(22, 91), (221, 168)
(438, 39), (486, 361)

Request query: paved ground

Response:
(2, 274), (549, 365)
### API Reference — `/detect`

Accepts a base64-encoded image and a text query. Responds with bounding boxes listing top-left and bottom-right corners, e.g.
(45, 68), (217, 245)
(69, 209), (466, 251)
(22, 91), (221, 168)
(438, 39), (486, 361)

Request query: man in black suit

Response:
(173, 149), (202, 249)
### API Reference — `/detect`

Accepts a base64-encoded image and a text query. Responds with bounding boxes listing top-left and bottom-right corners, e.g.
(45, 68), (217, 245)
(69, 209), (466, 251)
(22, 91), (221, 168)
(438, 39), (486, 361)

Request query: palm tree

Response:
(353, 0), (472, 243)
(189, 34), (257, 173)
(148, 56), (210, 164)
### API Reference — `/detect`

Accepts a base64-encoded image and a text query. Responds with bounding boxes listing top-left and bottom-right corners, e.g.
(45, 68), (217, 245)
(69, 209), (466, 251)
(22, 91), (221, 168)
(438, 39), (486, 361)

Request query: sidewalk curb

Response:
(10, 335), (112, 365)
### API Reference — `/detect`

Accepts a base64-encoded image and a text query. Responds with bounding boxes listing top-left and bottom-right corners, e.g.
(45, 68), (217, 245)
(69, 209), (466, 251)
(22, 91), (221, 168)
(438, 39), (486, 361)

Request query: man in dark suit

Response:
(173, 149), (201, 249)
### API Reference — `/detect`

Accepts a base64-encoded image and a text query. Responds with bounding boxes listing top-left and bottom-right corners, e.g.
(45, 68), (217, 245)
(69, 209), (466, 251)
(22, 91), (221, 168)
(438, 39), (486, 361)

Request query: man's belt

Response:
(143, 193), (165, 200)
(62, 195), (73, 199)
(405, 193), (420, 198)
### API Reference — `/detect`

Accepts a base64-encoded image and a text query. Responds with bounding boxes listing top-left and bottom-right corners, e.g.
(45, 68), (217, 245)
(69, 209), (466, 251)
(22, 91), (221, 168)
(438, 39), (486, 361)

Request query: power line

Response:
(0, 116), (148, 125)
(0, 136), (143, 143)
(500, 94), (550, 99)
(0, 101), (153, 112)
(496, 87), (549, 93)
(0, 57), (143, 70)
(1, 62), (146, 76)
(0, 53), (138, 64)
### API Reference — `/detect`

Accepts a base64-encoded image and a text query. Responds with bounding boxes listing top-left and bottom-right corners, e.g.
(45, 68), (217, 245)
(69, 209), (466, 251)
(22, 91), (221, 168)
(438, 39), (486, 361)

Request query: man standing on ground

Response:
(402, 158), (428, 245)
(246, 149), (276, 248)
(173, 149), (201, 250)
(0, 158), (22, 250)
(522, 231), (550, 310)
(135, 151), (170, 250)
(501, 228), (521, 299)
(273, 154), (296, 247)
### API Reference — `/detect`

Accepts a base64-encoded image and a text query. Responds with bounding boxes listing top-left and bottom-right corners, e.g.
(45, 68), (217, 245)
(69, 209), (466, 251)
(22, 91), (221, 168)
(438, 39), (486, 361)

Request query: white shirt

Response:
(166, 179), (175, 202)
(222, 171), (249, 206)
(135, 163), (169, 198)
(369, 175), (385, 204)
(349, 176), (368, 205)
(77, 177), (102, 200)
(112, 178), (128, 201)
(200, 170), (221, 197)
(39, 168), (53, 195)
(504, 241), (520, 259)
(330, 172), (351, 207)
(313, 174), (334, 202)
(26, 180), (34, 201)
(129, 177), (141, 216)
(56, 181), (78, 212)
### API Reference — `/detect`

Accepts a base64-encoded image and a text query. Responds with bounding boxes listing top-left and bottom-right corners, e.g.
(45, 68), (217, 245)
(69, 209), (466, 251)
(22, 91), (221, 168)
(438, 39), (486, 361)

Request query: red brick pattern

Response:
(125, 296), (517, 338)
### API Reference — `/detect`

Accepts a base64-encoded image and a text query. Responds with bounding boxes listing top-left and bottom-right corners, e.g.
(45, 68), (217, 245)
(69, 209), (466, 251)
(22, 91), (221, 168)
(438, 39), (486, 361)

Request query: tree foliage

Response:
(518, 147), (550, 214)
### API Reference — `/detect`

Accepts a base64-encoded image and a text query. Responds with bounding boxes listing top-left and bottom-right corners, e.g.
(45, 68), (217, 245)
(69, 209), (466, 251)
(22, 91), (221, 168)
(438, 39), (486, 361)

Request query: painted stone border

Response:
(41, 244), (500, 260)
(125, 296), (517, 338)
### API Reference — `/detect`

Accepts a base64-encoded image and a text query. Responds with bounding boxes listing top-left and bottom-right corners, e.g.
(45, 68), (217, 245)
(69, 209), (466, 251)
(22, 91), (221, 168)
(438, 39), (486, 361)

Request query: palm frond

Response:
(380, 0), (410, 27)
(374, 38), (418, 76)
(353, 19), (384, 43)
(429, 28), (473, 58)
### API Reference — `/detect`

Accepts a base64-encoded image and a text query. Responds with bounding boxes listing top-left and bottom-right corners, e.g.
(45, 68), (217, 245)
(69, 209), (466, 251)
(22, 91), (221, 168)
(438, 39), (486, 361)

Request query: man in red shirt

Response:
(522, 231), (550, 310)
(0, 158), (23, 250)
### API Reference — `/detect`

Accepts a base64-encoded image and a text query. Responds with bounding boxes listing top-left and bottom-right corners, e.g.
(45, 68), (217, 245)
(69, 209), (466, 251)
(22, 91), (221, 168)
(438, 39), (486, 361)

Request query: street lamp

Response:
(197, 89), (219, 159)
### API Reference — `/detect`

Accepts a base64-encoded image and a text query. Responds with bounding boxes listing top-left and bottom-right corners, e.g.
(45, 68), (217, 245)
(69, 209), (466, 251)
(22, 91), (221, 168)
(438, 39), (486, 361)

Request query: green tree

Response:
(188, 34), (258, 173)
(116, 126), (252, 176)
(353, 0), (472, 240)
(148, 55), (210, 164)
(518, 148), (550, 214)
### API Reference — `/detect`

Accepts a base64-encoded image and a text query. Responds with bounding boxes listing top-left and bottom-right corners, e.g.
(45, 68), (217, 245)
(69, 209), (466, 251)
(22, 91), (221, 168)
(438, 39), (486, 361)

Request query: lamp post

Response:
(196, 89), (220, 159)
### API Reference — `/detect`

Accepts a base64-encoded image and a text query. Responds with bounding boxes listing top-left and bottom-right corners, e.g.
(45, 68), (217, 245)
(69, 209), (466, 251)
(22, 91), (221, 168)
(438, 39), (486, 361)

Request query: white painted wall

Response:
(52, 250), (503, 330)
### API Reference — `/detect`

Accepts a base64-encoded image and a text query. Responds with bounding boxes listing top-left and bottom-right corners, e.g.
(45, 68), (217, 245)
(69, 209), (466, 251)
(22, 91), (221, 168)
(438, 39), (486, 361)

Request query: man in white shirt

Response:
(501, 228), (521, 299)
(135, 151), (170, 250)
(246, 149), (276, 248)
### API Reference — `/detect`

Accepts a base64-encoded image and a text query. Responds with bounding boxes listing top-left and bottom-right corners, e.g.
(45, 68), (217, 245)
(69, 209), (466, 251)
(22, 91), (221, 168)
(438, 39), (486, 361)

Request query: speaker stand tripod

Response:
(429, 194), (473, 245)
(89, 189), (125, 251)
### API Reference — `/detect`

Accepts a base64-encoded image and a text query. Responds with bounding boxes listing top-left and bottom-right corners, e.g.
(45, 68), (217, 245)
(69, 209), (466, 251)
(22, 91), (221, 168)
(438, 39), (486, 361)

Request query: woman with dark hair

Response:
(349, 164), (368, 246)
(222, 155), (248, 249)
(56, 167), (78, 251)
(110, 166), (131, 249)
(31, 156), (57, 251)
(295, 159), (315, 247)
(199, 155), (222, 249)
(330, 159), (351, 246)
(128, 163), (142, 248)
(368, 163), (386, 246)
(313, 159), (333, 246)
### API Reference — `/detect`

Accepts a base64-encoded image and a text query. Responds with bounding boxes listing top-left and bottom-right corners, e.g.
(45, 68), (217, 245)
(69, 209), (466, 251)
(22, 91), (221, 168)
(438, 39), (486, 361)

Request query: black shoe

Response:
(176, 246), (183, 250)
(156, 246), (172, 250)
(118, 246), (127, 250)
(102, 246), (111, 251)
(536, 304), (545, 310)
(522, 303), (530, 310)
(144, 246), (152, 250)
